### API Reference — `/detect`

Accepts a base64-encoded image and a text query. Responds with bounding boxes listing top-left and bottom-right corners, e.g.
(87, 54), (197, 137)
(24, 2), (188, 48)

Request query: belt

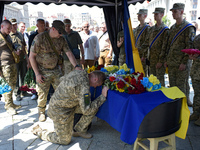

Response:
(100, 49), (109, 52)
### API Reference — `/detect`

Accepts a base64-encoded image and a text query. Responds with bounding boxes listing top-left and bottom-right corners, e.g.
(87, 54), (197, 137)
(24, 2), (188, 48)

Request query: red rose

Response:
(130, 78), (136, 86)
(138, 75), (143, 81)
(109, 76), (116, 82)
(96, 65), (104, 70)
(117, 80), (125, 88)
(124, 77), (129, 82)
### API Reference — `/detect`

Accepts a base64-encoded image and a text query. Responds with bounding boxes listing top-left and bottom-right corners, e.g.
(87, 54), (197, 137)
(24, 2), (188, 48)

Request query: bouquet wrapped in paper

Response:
(0, 76), (12, 94)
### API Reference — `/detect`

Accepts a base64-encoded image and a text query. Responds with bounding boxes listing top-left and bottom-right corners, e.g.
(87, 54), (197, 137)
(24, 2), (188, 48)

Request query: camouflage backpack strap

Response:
(170, 23), (195, 46)
(149, 26), (169, 50)
(0, 33), (20, 63)
(135, 24), (149, 46)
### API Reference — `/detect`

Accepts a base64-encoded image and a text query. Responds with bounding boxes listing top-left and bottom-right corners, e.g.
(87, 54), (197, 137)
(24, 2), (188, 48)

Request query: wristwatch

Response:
(74, 64), (79, 68)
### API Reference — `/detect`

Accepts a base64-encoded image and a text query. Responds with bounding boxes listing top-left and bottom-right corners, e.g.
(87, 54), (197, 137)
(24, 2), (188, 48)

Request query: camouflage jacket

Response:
(166, 20), (195, 66)
(133, 22), (150, 58)
(47, 70), (106, 124)
(191, 34), (200, 80)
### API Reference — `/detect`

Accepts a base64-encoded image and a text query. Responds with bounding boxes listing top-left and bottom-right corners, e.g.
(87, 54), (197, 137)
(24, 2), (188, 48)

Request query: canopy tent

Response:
(0, 0), (149, 65)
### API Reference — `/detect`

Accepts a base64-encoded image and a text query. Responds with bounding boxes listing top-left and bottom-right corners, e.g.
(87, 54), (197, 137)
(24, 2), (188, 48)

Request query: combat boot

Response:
(6, 107), (17, 115)
(194, 116), (200, 126)
(72, 131), (93, 139)
(32, 124), (42, 137)
(190, 113), (199, 121)
(38, 110), (46, 122)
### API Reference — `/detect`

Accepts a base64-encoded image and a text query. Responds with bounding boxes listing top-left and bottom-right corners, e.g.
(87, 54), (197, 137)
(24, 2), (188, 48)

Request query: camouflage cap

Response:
(137, 9), (148, 15)
(52, 20), (67, 35)
(153, 7), (165, 14)
(9, 18), (17, 25)
(63, 19), (71, 25)
(170, 3), (185, 11)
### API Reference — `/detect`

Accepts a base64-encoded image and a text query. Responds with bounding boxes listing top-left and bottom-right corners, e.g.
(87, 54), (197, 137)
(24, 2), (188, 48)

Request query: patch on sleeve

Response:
(191, 32), (195, 41)
(84, 93), (90, 107)
(31, 40), (35, 46)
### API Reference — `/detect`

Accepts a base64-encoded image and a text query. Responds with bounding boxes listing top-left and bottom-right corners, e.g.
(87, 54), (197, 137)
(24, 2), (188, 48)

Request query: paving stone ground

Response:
(0, 75), (200, 150)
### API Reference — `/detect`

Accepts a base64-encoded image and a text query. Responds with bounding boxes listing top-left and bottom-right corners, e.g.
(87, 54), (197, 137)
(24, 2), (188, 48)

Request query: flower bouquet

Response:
(0, 76), (12, 94)
(140, 74), (161, 91)
(99, 64), (146, 94)
(20, 69), (36, 94)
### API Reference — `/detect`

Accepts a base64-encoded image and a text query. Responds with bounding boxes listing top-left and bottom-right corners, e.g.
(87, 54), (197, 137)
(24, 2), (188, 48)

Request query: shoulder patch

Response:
(84, 93), (90, 107)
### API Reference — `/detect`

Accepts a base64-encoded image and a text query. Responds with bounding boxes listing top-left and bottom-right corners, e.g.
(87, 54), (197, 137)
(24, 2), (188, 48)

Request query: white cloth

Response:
(80, 30), (100, 60)
(99, 32), (110, 51)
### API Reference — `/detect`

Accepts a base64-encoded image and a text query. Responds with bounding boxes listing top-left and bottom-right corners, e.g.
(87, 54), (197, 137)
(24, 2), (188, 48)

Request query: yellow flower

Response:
(116, 86), (125, 92)
(87, 66), (96, 73)
(119, 63), (130, 71)
(104, 65), (119, 72)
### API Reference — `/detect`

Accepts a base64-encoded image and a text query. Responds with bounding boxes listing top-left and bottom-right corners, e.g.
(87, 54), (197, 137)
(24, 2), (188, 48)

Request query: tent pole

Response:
(115, 0), (118, 33)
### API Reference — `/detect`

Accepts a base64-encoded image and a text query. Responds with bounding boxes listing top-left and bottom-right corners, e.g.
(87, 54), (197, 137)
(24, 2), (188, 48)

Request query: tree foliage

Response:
(27, 26), (37, 32)
(162, 15), (171, 27)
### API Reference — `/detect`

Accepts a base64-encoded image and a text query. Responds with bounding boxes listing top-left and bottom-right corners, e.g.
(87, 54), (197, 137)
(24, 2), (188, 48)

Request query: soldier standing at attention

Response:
(139, 8), (169, 86)
(29, 20), (82, 122)
(189, 20), (200, 125)
(9, 18), (31, 101)
(134, 9), (150, 76)
(32, 70), (109, 145)
(0, 20), (21, 115)
(164, 3), (195, 107)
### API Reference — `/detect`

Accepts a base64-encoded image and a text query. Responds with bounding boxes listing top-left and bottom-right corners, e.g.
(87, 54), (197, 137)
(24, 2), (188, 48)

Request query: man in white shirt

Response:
(80, 21), (100, 69)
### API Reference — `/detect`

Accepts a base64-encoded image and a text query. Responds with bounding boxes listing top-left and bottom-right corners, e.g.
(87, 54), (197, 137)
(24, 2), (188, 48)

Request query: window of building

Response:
(192, 0), (198, 8)
(190, 10), (197, 21)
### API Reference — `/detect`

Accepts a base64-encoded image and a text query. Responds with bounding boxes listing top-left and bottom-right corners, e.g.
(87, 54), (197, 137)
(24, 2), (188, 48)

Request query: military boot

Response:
(72, 131), (93, 139)
(6, 107), (17, 115)
(38, 109), (46, 122)
(190, 113), (199, 121)
(194, 116), (200, 126)
(32, 124), (43, 136)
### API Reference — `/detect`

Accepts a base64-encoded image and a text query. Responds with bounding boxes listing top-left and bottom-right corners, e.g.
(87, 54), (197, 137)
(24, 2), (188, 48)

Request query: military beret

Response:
(52, 20), (67, 35)
(9, 18), (17, 25)
(170, 3), (185, 11)
(153, 7), (165, 14)
(137, 9), (148, 15)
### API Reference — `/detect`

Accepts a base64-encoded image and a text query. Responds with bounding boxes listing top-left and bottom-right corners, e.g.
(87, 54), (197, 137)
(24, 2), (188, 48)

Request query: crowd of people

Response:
(0, 2), (200, 145)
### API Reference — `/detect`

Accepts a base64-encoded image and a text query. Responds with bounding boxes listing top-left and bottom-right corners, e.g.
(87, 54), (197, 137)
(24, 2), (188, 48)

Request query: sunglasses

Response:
(83, 26), (89, 29)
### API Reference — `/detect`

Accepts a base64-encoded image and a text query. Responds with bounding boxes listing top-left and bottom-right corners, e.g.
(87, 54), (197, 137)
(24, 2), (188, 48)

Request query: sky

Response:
(26, 2), (103, 18)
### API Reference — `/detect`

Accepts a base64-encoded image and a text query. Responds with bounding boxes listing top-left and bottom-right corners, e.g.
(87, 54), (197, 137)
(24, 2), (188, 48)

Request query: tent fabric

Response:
(0, 0), (149, 65)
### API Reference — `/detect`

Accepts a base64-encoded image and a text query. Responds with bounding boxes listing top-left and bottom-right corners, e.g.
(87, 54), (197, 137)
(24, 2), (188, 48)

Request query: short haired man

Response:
(139, 8), (169, 86)
(164, 3), (195, 107)
(9, 18), (31, 101)
(0, 20), (21, 115)
(134, 9), (150, 76)
(98, 22), (113, 66)
(62, 19), (84, 74)
(32, 70), (109, 145)
(29, 20), (82, 122)
(80, 21), (100, 69)
(18, 22), (29, 51)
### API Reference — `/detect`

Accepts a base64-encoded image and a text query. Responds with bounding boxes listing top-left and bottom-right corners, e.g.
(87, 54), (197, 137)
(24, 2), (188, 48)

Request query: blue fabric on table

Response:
(95, 89), (172, 145)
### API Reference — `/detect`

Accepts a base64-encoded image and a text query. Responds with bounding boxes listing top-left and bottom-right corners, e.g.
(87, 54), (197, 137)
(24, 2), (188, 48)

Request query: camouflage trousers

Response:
(99, 50), (112, 66)
(39, 106), (98, 145)
(36, 68), (62, 112)
(118, 54), (126, 66)
(62, 60), (81, 75)
(149, 64), (165, 86)
(168, 65), (189, 99)
(2, 64), (17, 109)
(191, 78), (200, 115)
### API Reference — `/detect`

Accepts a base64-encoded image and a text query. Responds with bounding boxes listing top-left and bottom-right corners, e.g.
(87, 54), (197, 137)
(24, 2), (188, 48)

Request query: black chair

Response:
(133, 98), (182, 150)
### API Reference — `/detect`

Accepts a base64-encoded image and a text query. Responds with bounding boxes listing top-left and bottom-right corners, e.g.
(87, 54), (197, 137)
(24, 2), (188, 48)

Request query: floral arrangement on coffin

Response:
(140, 74), (162, 91)
(20, 69), (36, 94)
(86, 65), (104, 74)
(0, 76), (12, 94)
(87, 64), (145, 94)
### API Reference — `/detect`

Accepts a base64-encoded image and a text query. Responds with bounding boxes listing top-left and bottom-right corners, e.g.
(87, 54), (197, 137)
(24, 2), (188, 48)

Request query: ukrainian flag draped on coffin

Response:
(123, 0), (144, 74)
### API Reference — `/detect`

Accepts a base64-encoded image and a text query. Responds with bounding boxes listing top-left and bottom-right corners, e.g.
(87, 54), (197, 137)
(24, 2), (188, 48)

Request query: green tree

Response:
(27, 26), (37, 32)
(162, 15), (171, 27)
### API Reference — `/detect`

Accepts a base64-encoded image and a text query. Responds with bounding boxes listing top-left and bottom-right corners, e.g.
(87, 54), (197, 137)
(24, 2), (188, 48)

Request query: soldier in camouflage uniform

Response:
(164, 3), (195, 107)
(139, 8), (169, 86)
(32, 70), (109, 145)
(29, 20), (82, 122)
(0, 20), (21, 115)
(134, 9), (150, 76)
(117, 30), (126, 66)
(189, 30), (200, 126)
(9, 18), (31, 101)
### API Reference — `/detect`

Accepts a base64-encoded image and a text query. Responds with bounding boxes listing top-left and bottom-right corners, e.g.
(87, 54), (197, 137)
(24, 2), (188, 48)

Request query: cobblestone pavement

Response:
(0, 75), (200, 150)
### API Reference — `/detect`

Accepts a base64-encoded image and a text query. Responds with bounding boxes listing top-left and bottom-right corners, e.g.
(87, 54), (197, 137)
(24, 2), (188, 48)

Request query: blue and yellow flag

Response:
(123, 0), (144, 74)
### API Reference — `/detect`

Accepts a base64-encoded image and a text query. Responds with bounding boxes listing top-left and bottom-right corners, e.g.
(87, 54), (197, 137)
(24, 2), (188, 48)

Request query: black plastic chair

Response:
(134, 98), (182, 150)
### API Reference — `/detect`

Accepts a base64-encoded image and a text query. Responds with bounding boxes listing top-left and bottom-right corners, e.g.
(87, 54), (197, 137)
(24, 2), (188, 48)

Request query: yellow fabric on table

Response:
(160, 86), (190, 139)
